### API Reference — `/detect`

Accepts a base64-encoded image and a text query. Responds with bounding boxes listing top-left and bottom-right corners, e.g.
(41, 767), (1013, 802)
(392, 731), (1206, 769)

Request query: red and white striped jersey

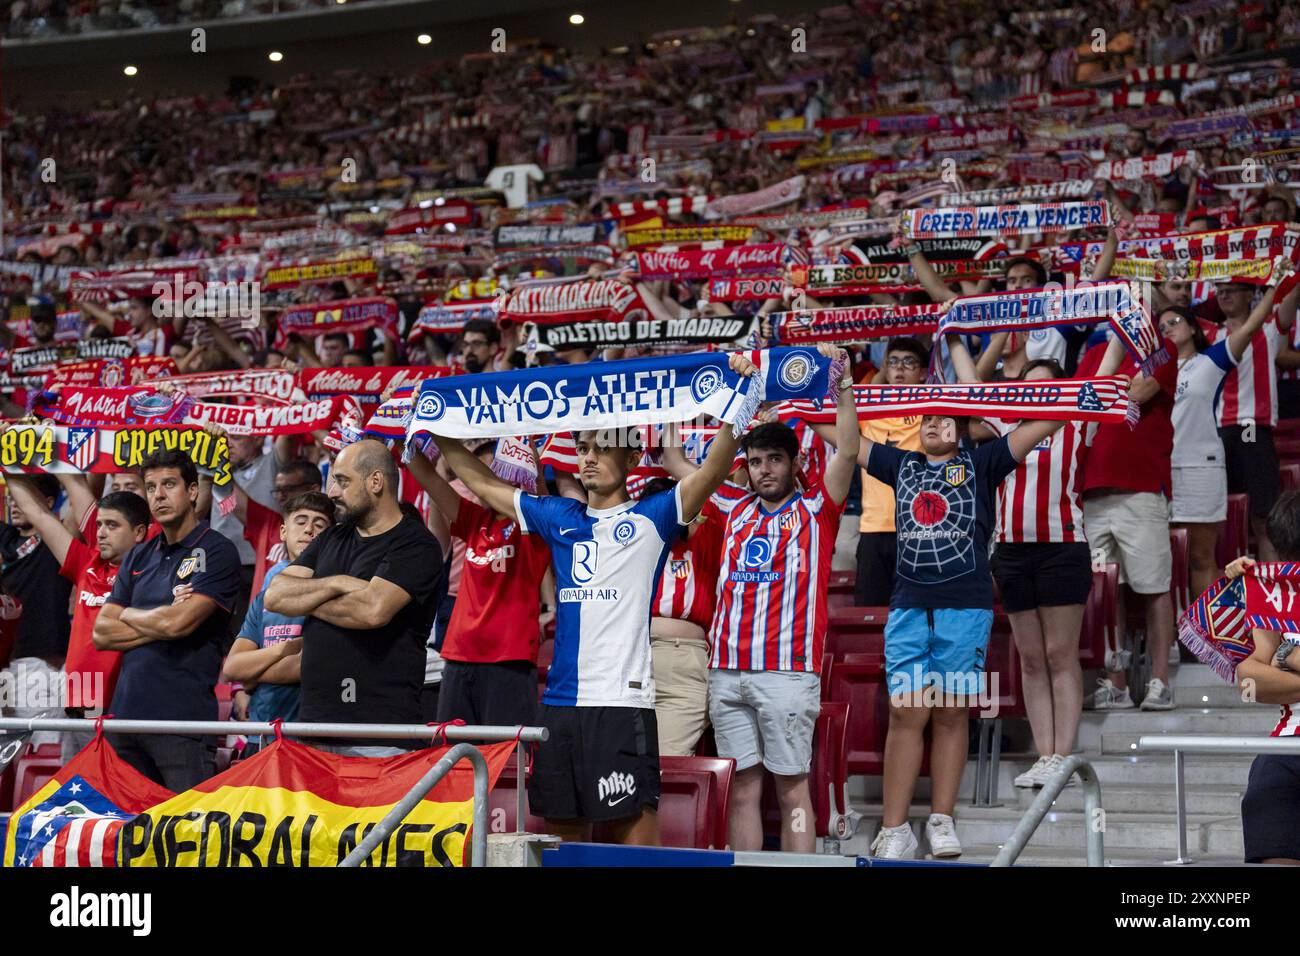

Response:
(709, 480), (841, 673)
(1211, 317), (1283, 428)
(652, 502), (725, 633)
(986, 419), (1094, 543)
(1280, 321), (1300, 383)
(1273, 635), (1300, 737)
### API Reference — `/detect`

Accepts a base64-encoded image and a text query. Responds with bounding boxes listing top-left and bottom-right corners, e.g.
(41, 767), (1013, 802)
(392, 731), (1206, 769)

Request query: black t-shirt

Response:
(106, 522), (242, 722)
(293, 514), (442, 731)
(0, 524), (72, 662)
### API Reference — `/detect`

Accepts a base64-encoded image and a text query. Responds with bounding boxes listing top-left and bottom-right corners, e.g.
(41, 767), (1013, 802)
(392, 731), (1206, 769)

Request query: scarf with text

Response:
(778, 377), (1130, 425)
(168, 368), (305, 405)
(301, 365), (454, 401)
(273, 297), (399, 349)
(939, 180), (1098, 207)
(262, 256), (378, 290)
(790, 259), (1013, 296)
(11, 338), (136, 375)
(411, 299), (500, 336)
(623, 226), (755, 248)
(767, 304), (945, 345)
(1092, 151), (1199, 182)
(1109, 255), (1292, 285)
(44, 356), (178, 390)
(706, 276), (786, 302)
(1179, 564), (1300, 684)
(407, 347), (840, 443)
(497, 277), (649, 327)
(905, 201), (1111, 239)
(524, 313), (753, 351)
(939, 283), (1163, 373)
(0, 423), (232, 486)
(704, 176), (806, 220)
(35, 386), (357, 437)
(628, 244), (798, 281)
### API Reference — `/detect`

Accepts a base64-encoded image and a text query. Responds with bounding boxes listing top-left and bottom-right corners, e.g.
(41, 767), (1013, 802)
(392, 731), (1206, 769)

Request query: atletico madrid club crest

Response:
(671, 558), (690, 580)
(944, 464), (967, 486)
(779, 511), (799, 531)
(64, 428), (97, 472)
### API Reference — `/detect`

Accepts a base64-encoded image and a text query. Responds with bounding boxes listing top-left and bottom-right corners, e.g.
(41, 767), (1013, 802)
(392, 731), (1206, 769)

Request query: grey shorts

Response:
(707, 669), (821, 776)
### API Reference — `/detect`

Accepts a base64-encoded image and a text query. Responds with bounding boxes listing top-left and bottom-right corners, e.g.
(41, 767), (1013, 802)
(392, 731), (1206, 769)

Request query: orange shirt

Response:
(859, 416), (922, 533)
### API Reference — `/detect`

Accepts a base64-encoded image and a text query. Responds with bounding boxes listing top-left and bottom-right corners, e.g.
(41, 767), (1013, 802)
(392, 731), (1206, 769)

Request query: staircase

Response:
(837, 660), (1271, 866)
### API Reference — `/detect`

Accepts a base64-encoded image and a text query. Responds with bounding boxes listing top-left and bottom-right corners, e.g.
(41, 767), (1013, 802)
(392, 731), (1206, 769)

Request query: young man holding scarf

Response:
(428, 352), (761, 847)
(709, 344), (859, 854)
(866, 407), (1071, 860)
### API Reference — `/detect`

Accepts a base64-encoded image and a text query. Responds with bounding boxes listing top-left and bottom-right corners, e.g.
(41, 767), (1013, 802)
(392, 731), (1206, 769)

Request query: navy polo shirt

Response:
(106, 521), (241, 722)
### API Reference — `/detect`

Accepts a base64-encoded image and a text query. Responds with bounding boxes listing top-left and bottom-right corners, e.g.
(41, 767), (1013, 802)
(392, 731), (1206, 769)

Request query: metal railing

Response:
(0, 716), (548, 868)
(1138, 734), (1300, 865)
(989, 755), (1104, 867)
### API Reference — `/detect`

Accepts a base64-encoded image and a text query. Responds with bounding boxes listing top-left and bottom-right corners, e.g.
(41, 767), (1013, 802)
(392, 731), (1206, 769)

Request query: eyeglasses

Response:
(887, 357), (922, 370)
(1158, 316), (1185, 332)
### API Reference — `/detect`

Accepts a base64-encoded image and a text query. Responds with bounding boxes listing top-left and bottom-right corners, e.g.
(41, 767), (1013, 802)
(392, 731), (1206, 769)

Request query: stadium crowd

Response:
(3, 0), (1300, 861)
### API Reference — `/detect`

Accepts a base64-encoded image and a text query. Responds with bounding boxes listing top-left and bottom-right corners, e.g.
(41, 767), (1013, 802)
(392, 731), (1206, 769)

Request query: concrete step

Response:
(1013, 782), (1244, 816)
(847, 802), (1244, 855)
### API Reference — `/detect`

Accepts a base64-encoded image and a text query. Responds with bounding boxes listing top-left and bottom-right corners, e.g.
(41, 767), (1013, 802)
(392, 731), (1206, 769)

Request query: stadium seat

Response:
(1215, 493), (1250, 572)
(1169, 526), (1191, 617)
(1282, 463), (1300, 492)
(662, 755), (734, 850)
(981, 625), (1024, 721)
(826, 606), (889, 662)
(1276, 435), (1300, 466)
(659, 757), (737, 850)
(1079, 563), (1120, 670)
(828, 653), (928, 778)
(13, 750), (64, 807)
(827, 569), (855, 610)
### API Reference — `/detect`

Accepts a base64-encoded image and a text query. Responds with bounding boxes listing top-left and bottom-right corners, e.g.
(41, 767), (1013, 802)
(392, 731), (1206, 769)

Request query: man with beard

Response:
(265, 439), (442, 755)
(456, 319), (508, 374)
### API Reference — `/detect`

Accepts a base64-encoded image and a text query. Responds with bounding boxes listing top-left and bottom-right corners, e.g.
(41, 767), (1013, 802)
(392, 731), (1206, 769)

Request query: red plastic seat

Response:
(1215, 493), (1250, 572)
(658, 766), (715, 849)
(1275, 436), (1300, 465)
(820, 653), (834, 702)
(826, 606), (889, 662)
(1282, 463), (1300, 492)
(1169, 526), (1191, 617)
(661, 755), (734, 850)
(13, 752), (64, 807)
(981, 626), (1024, 720)
(829, 653), (918, 777)
(813, 701), (851, 838)
(1079, 566), (1107, 669)
(827, 569), (855, 611)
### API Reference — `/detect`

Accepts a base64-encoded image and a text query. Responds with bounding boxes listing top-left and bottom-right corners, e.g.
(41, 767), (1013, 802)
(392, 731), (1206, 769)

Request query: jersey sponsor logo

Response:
(176, 548), (207, 580)
(612, 518), (637, 547)
(78, 590), (108, 608)
(570, 540), (598, 583)
(465, 543), (515, 569)
(596, 770), (637, 807)
(730, 569), (783, 583)
(264, 623), (302, 639)
(559, 586), (621, 602)
(741, 536), (772, 568)
(944, 464), (967, 487)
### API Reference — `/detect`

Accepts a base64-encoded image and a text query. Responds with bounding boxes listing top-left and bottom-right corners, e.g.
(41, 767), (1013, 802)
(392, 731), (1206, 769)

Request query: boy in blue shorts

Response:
(865, 412), (1065, 860)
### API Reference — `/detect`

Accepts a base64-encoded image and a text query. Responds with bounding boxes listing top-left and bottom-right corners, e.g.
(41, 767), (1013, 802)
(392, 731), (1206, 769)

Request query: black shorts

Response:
(1220, 424), (1281, 519)
(855, 532), (897, 606)
(991, 542), (1092, 614)
(436, 659), (537, 727)
(1242, 754), (1300, 862)
(528, 705), (660, 822)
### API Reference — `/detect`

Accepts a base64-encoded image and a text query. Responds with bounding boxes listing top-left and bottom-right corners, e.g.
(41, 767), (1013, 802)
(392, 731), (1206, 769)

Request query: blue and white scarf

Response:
(406, 347), (841, 444)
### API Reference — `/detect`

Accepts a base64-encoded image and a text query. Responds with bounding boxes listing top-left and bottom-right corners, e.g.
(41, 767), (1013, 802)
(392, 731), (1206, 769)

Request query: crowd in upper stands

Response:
(3, 0), (1300, 860)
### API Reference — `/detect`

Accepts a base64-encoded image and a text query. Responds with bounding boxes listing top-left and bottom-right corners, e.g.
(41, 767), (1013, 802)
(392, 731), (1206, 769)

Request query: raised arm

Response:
(819, 346), (860, 506)
(1237, 629), (1300, 705)
(945, 331), (981, 384)
(56, 473), (98, 534)
(1086, 221), (1120, 282)
(1007, 419), (1068, 461)
(677, 352), (758, 520)
(429, 435), (521, 520)
(896, 216), (958, 303)
(1227, 276), (1285, 362)
(406, 444), (463, 523)
(3, 473), (74, 566)
(974, 331), (1011, 382)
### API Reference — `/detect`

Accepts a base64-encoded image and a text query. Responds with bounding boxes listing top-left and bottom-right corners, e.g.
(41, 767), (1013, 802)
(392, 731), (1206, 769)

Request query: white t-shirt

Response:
(1172, 340), (1236, 469)
(485, 164), (544, 209)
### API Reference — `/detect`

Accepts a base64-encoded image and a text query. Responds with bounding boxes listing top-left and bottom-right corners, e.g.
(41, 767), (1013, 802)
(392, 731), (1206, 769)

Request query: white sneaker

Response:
(1040, 753), (1078, 788)
(1104, 648), (1132, 672)
(1093, 678), (1135, 710)
(1140, 677), (1175, 711)
(1014, 754), (1054, 789)
(925, 813), (962, 859)
(870, 823), (918, 860)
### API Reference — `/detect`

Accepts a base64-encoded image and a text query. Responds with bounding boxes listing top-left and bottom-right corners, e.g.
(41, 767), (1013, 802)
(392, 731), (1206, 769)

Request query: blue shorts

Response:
(884, 607), (993, 696)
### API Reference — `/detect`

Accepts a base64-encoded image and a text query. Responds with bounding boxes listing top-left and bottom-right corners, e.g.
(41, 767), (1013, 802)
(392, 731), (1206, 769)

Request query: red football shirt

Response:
(441, 497), (552, 664)
(59, 537), (123, 711)
(1077, 338), (1178, 498)
(653, 500), (726, 633)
